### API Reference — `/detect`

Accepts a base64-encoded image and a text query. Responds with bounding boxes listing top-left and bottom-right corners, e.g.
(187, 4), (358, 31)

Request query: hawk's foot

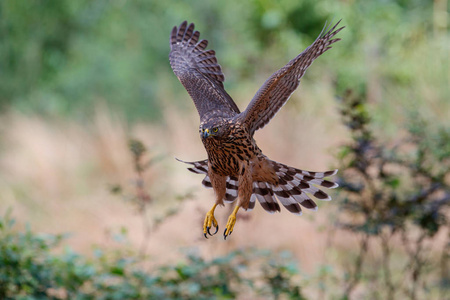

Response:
(224, 205), (240, 240)
(203, 204), (219, 238)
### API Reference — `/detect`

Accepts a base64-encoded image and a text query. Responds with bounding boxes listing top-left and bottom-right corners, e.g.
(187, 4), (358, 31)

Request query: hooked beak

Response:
(202, 128), (210, 138)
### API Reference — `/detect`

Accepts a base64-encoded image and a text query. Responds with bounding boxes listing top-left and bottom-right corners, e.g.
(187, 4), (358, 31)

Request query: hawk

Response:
(169, 20), (343, 239)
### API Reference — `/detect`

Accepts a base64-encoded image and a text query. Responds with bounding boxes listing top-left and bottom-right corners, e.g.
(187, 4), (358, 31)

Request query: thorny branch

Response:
(344, 233), (369, 297)
(333, 90), (450, 299)
(110, 139), (192, 258)
(129, 139), (153, 258)
(380, 232), (395, 300)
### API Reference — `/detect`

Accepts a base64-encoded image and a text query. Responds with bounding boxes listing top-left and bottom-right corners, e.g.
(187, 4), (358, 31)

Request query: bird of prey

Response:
(169, 20), (343, 239)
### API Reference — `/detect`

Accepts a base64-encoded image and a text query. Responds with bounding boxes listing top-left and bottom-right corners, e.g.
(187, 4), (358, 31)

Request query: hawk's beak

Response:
(203, 128), (210, 138)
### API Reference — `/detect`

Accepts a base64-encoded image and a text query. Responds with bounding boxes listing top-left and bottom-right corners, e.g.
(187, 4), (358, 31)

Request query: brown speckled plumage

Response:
(170, 20), (343, 238)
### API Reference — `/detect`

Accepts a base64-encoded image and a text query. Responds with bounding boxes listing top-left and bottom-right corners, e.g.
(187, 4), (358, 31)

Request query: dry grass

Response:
(0, 83), (348, 271)
(1, 86), (447, 298)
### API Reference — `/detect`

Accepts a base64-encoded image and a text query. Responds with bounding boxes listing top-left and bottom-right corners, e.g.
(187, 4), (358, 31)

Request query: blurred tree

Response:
(0, 1), (77, 108)
(333, 89), (449, 299)
(0, 0), (445, 125)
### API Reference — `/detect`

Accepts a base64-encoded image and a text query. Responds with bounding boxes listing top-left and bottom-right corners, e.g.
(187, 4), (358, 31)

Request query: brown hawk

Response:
(169, 20), (343, 239)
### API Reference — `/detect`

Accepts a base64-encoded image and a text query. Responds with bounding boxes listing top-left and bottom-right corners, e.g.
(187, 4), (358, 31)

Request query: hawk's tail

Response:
(176, 158), (338, 215)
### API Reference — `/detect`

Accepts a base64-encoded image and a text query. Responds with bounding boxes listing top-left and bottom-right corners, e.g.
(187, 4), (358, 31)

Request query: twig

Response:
(344, 233), (369, 297)
(380, 231), (395, 300)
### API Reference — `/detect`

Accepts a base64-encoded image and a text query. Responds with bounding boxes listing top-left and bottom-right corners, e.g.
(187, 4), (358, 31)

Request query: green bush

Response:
(333, 90), (449, 299)
(0, 210), (306, 299)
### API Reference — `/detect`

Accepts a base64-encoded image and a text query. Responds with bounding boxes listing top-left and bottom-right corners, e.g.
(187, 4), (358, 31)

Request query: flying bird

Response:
(169, 20), (343, 239)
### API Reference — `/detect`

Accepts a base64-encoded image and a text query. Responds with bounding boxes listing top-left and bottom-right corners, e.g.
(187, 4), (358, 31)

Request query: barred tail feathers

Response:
(267, 159), (338, 215)
(176, 158), (338, 215)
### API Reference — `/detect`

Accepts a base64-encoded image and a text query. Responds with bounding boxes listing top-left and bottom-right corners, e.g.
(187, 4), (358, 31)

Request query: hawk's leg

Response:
(203, 204), (219, 238)
(224, 204), (240, 239)
(224, 161), (252, 239)
(204, 168), (226, 238)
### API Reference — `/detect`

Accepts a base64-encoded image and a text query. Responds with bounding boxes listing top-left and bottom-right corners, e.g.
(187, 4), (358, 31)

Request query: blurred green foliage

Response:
(338, 90), (449, 237)
(0, 0), (447, 123)
(0, 210), (306, 299)
(334, 90), (449, 299)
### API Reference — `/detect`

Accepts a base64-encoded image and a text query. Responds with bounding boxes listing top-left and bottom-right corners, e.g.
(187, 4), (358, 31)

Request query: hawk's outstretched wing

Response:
(240, 21), (344, 135)
(169, 21), (240, 120)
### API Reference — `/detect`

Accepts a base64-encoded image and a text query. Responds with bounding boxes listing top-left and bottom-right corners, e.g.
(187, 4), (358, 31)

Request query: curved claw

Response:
(206, 225), (219, 236)
(203, 204), (219, 238)
(223, 228), (233, 240)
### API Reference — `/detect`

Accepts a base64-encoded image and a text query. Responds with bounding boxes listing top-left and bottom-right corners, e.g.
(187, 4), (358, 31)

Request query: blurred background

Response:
(0, 0), (448, 299)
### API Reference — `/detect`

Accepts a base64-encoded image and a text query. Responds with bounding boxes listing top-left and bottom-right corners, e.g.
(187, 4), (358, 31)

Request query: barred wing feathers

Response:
(169, 21), (240, 120)
(241, 20), (344, 135)
(177, 158), (338, 215)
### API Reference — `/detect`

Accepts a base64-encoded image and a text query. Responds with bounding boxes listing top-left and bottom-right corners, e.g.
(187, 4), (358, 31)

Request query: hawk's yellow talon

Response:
(224, 205), (240, 239)
(203, 204), (219, 238)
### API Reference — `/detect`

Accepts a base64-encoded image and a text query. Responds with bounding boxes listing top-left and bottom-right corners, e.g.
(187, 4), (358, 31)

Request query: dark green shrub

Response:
(0, 210), (306, 299)
(334, 90), (449, 299)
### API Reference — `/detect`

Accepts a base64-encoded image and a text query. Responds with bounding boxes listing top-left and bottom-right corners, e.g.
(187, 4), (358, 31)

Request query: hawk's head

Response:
(199, 118), (229, 140)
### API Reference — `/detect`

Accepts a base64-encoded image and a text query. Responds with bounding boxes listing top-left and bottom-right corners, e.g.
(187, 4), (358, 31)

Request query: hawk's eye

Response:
(212, 127), (219, 133)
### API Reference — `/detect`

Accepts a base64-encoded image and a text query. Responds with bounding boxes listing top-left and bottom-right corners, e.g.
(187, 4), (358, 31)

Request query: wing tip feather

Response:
(329, 182), (339, 189)
(326, 169), (339, 177)
(175, 157), (190, 164)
